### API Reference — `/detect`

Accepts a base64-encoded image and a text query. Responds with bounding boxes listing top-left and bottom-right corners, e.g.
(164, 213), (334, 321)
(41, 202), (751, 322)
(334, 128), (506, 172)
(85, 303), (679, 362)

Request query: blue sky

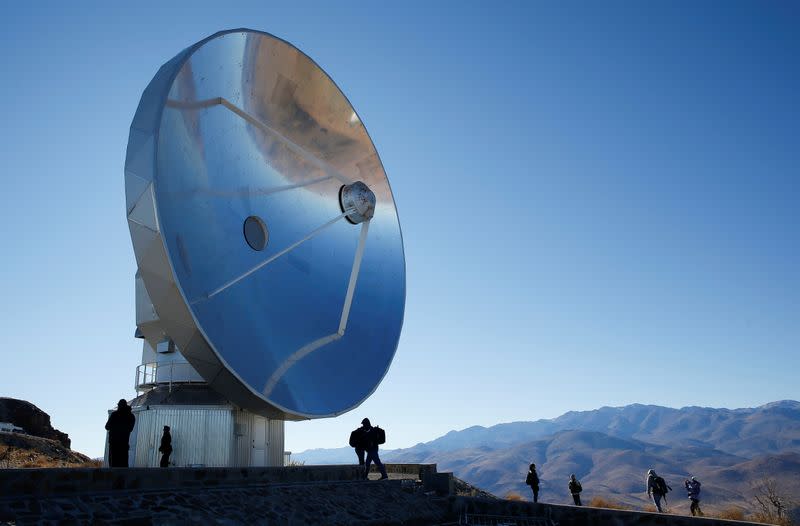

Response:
(1, 2), (797, 458)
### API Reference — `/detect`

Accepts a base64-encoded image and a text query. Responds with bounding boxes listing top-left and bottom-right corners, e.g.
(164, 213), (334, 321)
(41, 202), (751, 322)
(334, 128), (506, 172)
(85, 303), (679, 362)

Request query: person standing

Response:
(685, 476), (703, 516)
(568, 474), (582, 506)
(360, 418), (388, 480)
(646, 469), (671, 512)
(158, 426), (172, 468)
(349, 425), (366, 466)
(525, 463), (540, 503)
(105, 399), (135, 467)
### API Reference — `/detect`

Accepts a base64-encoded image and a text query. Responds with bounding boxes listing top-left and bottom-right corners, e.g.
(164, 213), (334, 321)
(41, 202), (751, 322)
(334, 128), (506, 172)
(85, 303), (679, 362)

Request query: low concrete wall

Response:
(0, 463), (446, 498)
(378, 463), (453, 494)
(0, 465), (361, 497)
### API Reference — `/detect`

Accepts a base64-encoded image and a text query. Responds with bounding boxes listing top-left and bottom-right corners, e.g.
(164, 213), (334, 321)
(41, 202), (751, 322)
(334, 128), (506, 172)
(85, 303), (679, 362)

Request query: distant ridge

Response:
(381, 400), (800, 459)
(294, 401), (800, 513)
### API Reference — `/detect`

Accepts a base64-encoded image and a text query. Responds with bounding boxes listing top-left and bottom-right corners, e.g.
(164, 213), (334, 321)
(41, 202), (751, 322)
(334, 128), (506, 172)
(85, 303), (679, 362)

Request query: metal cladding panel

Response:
(135, 273), (159, 328)
(156, 284), (196, 328)
(128, 223), (161, 274)
(125, 29), (405, 420)
(130, 49), (196, 135)
(125, 171), (152, 215)
(102, 431), (110, 467)
(204, 410), (234, 466)
(137, 238), (174, 288)
(132, 408), (155, 467)
(152, 356), (205, 384)
(233, 411), (253, 466)
(267, 419), (285, 467)
(132, 407), (234, 467)
(129, 184), (159, 231)
(140, 340), (158, 365)
(232, 411), (284, 467)
(124, 129), (154, 183)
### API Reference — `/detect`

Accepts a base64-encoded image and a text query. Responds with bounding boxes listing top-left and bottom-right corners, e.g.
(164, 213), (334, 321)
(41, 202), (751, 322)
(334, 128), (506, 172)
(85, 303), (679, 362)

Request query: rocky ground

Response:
(0, 432), (97, 469)
(0, 479), (449, 525)
(452, 478), (497, 500)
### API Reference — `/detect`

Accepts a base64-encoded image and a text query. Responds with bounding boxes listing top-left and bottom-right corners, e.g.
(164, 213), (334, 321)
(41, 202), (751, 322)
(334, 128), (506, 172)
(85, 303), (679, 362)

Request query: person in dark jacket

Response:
(105, 399), (135, 467)
(360, 418), (388, 480)
(525, 463), (540, 503)
(646, 469), (671, 512)
(684, 476), (703, 516)
(159, 426), (172, 468)
(568, 474), (582, 506)
(349, 426), (366, 466)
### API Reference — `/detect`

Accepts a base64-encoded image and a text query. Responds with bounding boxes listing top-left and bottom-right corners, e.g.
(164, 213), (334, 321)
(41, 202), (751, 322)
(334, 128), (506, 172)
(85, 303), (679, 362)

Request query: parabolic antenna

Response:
(125, 29), (405, 420)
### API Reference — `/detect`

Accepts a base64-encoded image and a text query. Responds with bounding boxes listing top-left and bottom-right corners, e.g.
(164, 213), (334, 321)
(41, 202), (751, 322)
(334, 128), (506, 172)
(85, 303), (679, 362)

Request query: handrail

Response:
(135, 361), (205, 392)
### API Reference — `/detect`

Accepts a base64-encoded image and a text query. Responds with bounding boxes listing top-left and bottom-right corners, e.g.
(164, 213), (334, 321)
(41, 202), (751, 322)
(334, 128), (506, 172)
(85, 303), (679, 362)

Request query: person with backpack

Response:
(348, 426), (367, 466)
(646, 469), (672, 512)
(525, 463), (540, 503)
(360, 418), (388, 480)
(568, 474), (583, 506)
(684, 476), (703, 516)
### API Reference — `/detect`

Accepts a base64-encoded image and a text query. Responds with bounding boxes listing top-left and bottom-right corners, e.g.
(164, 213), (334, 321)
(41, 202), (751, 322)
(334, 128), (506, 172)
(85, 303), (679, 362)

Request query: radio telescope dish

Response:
(124, 29), (405, 420)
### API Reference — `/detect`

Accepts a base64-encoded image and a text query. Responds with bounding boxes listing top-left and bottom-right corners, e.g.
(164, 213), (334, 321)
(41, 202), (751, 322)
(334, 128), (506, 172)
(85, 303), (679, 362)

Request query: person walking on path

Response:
(105, 399), (135, 467)
(349, 425), (367, 466)
(568, 474), (583, 506)
(526, 463), (540, 503)
(685, 476), (703, 516)
(360, 418), (388, 480)
(158, 426), (172, 467)
(646, 469), (672, 512)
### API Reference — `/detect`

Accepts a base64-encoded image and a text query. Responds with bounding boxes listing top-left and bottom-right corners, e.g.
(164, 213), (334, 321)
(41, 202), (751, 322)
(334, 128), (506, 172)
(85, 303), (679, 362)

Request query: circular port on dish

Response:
(243, 215), (269, 251)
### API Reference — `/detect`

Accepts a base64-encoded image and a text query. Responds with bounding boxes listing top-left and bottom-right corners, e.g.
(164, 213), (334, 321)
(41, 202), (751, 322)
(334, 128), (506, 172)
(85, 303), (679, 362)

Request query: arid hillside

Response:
(0, 432), (97, 468)
(0, 398), (71, 449)
(0, 397), (97, 468)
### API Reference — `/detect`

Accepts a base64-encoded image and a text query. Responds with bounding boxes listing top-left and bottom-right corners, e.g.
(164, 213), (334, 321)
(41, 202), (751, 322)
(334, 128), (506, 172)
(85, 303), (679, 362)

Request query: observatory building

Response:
(108, 29), (405, 467)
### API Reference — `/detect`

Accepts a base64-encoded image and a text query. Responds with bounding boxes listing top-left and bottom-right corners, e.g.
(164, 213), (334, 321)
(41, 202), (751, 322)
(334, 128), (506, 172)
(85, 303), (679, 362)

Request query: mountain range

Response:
(294, 401), (800, 514)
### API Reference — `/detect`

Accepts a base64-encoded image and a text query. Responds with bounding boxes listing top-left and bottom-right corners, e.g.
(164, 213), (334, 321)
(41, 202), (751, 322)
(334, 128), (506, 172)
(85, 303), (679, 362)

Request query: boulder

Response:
(0, 398), (70, 449)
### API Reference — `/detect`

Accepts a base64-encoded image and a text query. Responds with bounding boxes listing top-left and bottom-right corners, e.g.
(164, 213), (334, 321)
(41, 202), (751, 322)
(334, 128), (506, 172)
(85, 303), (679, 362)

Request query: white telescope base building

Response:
(104, 274), (286, 468)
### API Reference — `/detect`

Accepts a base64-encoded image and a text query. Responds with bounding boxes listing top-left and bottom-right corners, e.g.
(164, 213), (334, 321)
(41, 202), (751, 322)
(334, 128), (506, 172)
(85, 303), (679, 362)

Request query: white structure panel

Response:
(107, 406), (285, 468)
(133, 407), (233, 467)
